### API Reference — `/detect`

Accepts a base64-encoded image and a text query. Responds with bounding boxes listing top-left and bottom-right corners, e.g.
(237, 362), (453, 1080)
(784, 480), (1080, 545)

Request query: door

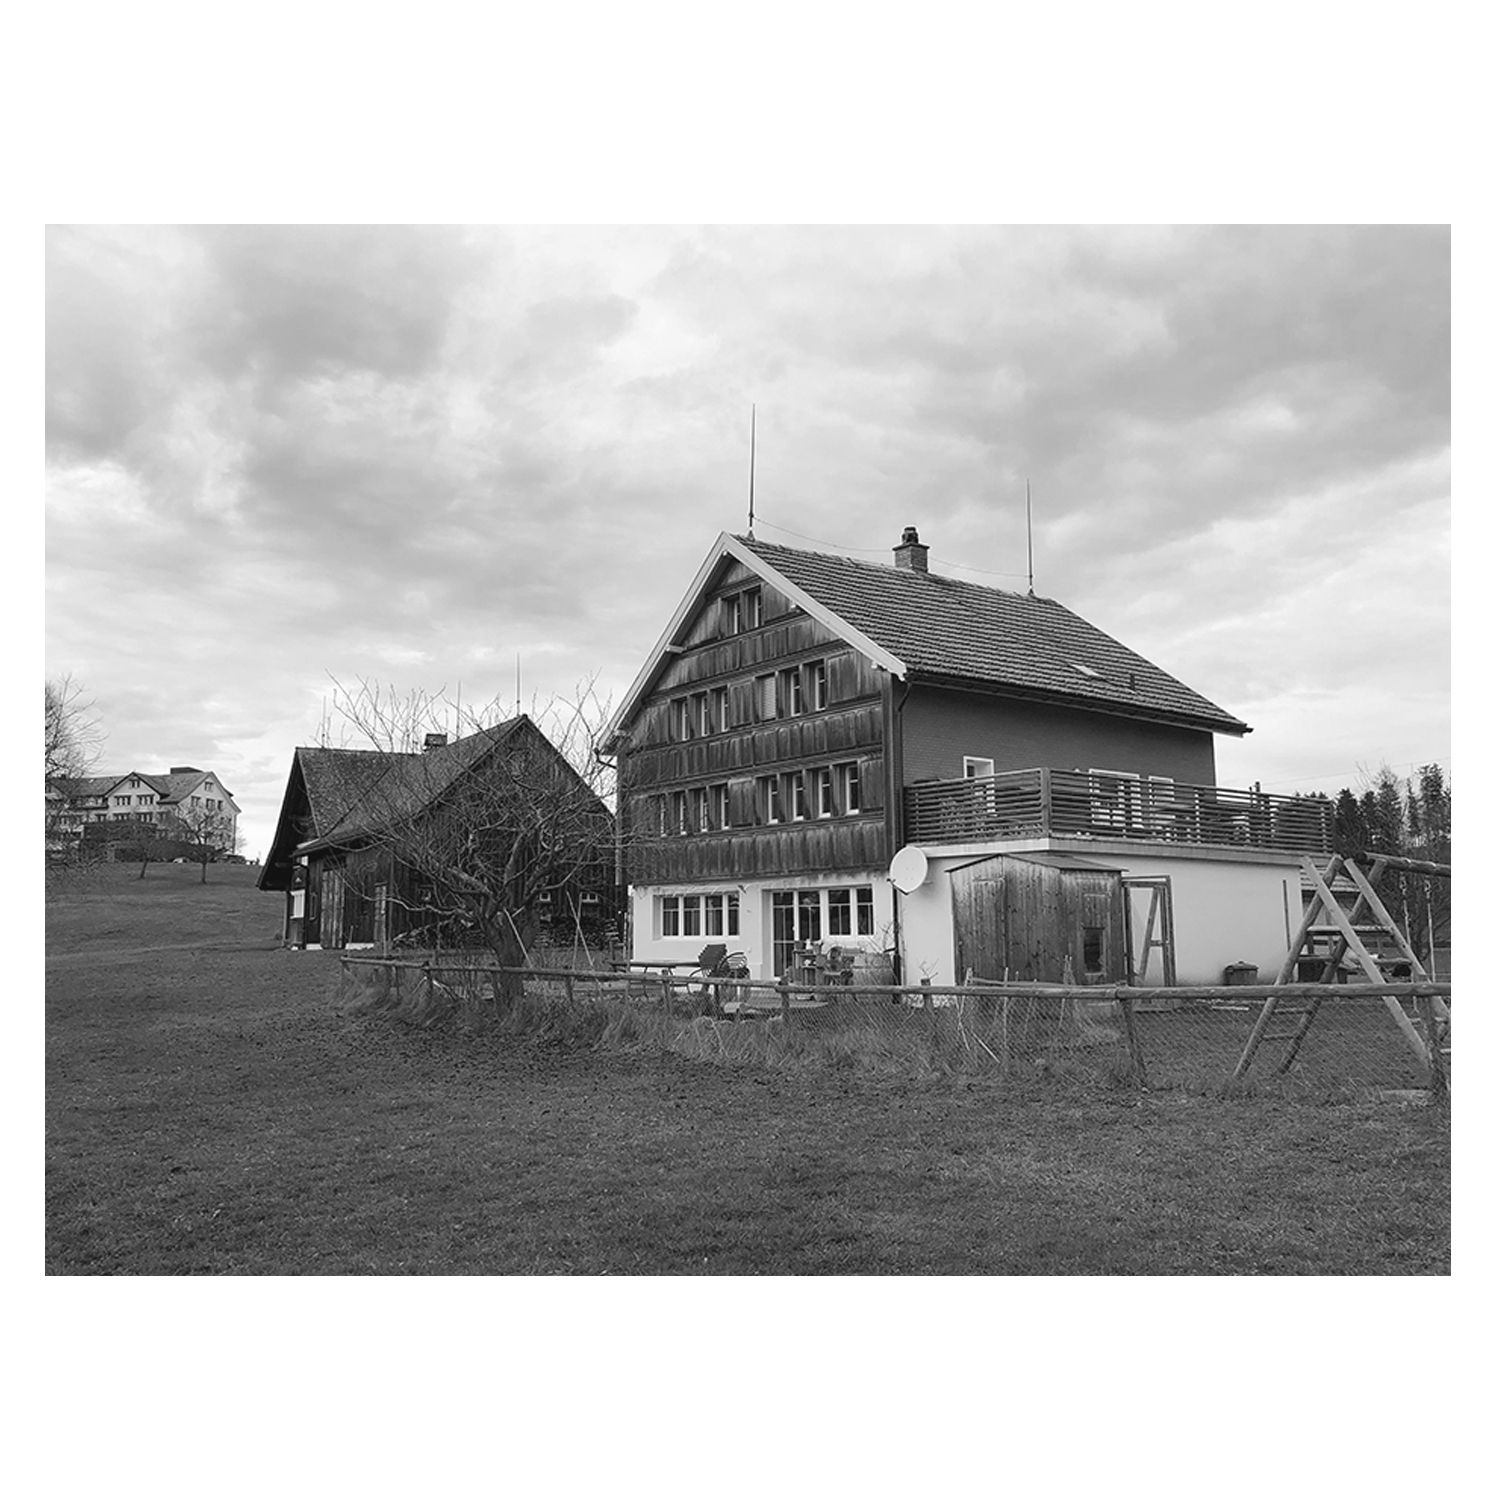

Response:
(320, 865), (347, 950)
(951, 872), (1008, 983)
(770, 889), (825, 976)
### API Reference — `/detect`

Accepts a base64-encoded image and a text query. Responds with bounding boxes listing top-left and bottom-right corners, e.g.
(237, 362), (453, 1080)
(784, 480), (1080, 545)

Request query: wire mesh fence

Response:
(334, 955), (1449, 1096)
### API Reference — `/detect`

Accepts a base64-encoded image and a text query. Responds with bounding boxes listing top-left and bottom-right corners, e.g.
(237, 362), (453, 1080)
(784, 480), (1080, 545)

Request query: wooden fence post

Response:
(489, 969), (501, 1011)
(779, 971), (792, 1027)
(661, 972), (673, 1019)
(1416, 990), (1448, 1099)
(422, 960), (433, 1008)
(1117, 991), (1148, 1089)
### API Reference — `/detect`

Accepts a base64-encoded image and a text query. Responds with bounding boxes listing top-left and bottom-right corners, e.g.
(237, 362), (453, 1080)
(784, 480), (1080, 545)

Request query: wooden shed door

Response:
(952, 873), (1008, 982)
(320, 866), (347, 950)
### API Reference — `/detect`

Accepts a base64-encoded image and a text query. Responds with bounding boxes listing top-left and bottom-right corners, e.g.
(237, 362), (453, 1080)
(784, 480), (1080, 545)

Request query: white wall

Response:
(896, 846), (1301, 990)
(630, 871), (895, 978)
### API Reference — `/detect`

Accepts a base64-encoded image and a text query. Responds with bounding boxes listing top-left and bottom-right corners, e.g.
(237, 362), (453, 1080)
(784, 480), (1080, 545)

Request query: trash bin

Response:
(1223, 962), (1259, 986)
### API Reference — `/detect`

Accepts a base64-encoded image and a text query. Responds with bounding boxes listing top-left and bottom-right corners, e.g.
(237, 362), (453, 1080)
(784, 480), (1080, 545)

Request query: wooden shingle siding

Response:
(619, 582), (889, 883)
(629, 818), (888, 883)
(901, 683), (1217, 786)
(624, 703), (882, 790)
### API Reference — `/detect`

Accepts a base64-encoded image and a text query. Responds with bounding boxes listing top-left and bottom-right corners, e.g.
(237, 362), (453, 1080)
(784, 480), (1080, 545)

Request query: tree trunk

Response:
(200, 851), (209, 884)
(483, 914), (529, 1009)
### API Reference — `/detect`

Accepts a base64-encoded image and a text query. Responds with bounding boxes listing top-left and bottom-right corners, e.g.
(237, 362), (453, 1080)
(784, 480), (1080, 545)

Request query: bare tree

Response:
(44, 674), (103, 855)
(167, 801), (237, 883)
(324, 678), (620, 1003)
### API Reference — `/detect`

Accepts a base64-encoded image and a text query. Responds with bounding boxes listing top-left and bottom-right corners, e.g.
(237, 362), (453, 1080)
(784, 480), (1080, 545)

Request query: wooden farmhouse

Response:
(258, 718), (615, 951)
(603, 527), (1332, 988)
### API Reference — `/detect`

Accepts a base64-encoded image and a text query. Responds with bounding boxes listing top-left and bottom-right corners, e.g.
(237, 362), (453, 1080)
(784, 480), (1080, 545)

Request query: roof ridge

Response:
(740, 533), (1040, 604)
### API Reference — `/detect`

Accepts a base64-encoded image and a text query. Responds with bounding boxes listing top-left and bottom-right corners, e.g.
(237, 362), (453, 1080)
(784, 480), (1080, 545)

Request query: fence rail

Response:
(904, 767), (1334, 854)
(338, 954), (1449, 1094)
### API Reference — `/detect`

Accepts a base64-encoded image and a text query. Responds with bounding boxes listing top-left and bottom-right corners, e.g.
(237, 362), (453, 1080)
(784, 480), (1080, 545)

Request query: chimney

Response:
(423, 733), (448, 752)
(892, 525), (929, 573)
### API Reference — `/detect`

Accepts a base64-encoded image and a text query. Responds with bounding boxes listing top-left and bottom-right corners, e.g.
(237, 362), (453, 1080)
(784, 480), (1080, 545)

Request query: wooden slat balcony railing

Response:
(904, 768), (1333, 856)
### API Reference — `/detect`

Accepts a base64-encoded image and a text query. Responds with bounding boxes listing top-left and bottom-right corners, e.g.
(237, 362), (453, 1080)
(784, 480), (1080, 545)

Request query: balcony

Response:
(904, 768), (1332, 856)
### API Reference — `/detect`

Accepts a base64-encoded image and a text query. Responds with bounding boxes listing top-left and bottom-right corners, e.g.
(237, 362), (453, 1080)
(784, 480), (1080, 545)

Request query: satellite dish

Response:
(889, 845), (929, 894)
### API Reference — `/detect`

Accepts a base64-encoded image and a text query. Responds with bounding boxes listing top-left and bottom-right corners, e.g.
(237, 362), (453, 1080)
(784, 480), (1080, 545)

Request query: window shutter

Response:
(727, 777), (756, 828)
(859, 754), (885, 813)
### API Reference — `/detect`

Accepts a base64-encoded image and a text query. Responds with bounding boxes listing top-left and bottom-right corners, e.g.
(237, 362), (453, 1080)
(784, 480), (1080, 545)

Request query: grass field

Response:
(45, 863), (1451, 1275)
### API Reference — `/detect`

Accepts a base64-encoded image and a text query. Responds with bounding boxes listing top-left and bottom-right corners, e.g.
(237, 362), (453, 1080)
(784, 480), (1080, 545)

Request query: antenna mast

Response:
(747, 404), (756, 539)
(1026, 479), (1035, 596)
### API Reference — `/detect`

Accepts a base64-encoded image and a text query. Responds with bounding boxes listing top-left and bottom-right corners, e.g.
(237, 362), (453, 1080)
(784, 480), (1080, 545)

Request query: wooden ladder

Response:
(1233, 855), (1448, 1083)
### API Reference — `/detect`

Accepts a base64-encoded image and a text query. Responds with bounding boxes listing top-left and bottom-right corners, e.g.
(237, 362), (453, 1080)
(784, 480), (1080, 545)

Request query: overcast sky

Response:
(44, 225), (1450, 858)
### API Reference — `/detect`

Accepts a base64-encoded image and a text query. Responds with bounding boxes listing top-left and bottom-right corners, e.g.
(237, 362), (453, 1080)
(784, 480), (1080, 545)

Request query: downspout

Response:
(884, 672), (914, 985)
(594, 740), (627, 947)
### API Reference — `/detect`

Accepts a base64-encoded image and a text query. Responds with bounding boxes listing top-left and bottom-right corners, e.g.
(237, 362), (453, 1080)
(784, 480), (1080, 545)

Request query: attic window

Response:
(1068, 661), (1103, 679)
(723, 587), (763, 635)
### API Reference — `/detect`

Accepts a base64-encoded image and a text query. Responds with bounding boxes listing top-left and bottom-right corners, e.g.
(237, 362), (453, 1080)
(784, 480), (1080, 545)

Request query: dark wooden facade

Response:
(616, 559), (1229, 888)
(620, 560), (892, 884)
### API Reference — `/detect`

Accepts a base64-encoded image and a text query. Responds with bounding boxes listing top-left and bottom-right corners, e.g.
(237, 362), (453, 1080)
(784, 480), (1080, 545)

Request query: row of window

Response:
(654, 761), (863, 836)
(668, 659), (830, 742)
(660, 892), (741, 938)
(656, 885), (876, 943)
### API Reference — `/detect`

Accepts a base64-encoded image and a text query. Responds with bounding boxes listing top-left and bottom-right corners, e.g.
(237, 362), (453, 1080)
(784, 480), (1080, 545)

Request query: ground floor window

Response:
(771, 885), (875, 973)
(827, 885), (876, 937)
(660, 891), (739, 939)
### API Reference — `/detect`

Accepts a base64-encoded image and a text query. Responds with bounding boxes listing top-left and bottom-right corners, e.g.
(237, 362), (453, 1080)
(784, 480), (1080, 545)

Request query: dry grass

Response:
(47, 865), (1451, 1275)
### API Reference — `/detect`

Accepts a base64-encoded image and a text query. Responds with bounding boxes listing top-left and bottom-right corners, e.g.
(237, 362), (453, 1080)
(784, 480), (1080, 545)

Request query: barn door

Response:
(320, 865), (347, 950)
(951, 870), (1008, 982)
(1123, 876), (1176, 987)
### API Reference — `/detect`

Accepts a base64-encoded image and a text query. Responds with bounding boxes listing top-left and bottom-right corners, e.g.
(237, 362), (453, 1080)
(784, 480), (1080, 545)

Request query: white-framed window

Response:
(778, 667), (804, 717)
(660, 892), (739, 939)
(709, 783), (729, 830)
(710, 685), (729, 734)
(807, 660), (828, 711)
(671, 790), (688, 835)
(670, 698), (691, 742)
(743, 587), (762, 629)
(838, 761), (862, 815)
(692, 692), (711, 737)
(770, 885), (876, 973)
(790, 771), (809, 822)
(113, 796), (130, 807)
(757, 775), (783, 825)
(690, 786), (709, 833)
(814, 766), (834, 818)
(963, 756), (995, 780)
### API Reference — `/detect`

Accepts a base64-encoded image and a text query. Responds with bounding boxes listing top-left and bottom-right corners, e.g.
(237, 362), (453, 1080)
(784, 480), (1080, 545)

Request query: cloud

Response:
(45, 225), (1449, 859)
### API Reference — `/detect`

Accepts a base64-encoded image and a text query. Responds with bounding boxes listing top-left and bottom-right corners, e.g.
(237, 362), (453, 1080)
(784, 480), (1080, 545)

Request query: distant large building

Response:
(47, 766), (240, 852)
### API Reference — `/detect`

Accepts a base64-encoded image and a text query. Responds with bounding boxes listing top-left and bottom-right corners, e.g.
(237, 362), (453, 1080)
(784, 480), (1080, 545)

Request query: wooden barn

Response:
(257, 718), (616, 952)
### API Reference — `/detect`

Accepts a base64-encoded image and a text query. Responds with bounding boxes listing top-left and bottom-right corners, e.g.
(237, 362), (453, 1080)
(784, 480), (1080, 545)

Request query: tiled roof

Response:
(740, 536), (1249, 734)
(296, 721), (524, 850)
